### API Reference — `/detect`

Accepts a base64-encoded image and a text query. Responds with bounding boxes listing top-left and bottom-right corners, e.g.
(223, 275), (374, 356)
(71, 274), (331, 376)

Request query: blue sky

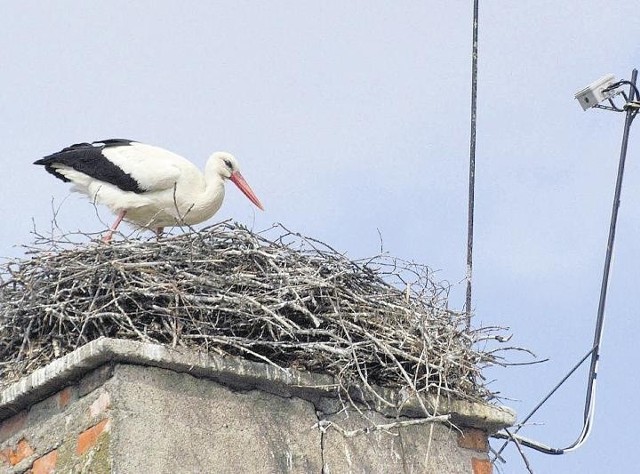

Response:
(2, 2), (639, 472)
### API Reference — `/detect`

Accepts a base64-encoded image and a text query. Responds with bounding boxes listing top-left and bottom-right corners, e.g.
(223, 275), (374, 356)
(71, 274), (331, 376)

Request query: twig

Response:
(314, 414), (451, 438)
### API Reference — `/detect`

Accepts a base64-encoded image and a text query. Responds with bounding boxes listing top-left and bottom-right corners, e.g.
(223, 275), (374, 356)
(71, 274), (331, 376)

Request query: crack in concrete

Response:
(314, 409), (327, 474)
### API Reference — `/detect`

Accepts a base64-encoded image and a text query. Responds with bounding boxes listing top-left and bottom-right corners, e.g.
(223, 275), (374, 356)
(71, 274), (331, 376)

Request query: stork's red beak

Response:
(230, 171), (264, 211)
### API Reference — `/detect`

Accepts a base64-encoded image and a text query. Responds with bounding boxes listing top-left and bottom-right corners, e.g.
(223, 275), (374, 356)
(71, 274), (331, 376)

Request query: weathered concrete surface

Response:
(0, 337), (334, 420)
(0, 338), (515, 430)
(110, 365), (322, 473)
(322, 409), (480, 474)
(0, 338), (515, 473)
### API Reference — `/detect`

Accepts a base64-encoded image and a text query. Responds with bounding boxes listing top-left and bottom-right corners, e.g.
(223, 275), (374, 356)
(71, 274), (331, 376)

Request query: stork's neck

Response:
(175, 156), (223, 221)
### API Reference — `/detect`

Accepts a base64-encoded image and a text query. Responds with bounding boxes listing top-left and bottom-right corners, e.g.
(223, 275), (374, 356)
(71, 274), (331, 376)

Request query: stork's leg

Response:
(102, 210), (127, 243)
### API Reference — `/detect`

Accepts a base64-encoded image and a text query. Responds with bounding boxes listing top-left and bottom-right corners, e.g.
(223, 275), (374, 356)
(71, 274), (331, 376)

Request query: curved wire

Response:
(608, 79), (640, 101)
(607, 97), (625, 112)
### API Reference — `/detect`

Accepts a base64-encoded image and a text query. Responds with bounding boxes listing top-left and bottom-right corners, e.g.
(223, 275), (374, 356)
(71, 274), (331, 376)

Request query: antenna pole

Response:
(465, 0), (479, 326)
(576, 67), (638, 442)
(493, 69), (638, 460)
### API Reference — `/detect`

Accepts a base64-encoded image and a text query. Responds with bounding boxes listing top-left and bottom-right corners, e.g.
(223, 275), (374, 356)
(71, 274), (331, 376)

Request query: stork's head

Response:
(209, 152), (264, 211)
(210, 151), (239, 179)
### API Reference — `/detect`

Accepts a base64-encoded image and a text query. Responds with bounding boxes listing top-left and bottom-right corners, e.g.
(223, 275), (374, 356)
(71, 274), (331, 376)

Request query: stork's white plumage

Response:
(35, 139), (264, 242)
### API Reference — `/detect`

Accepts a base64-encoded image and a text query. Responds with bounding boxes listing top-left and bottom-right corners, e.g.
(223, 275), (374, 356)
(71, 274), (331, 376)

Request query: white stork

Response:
(35, 139), (264, 242)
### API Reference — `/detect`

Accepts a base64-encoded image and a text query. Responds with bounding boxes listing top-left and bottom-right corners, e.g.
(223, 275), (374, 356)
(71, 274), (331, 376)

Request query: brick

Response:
(472, 457), (493, 474)
(57, 387), (74, 409)
(457, 428), (488, 452)
(29, 385), (77, 426)
(30, 450), (58, 474)
(0, 410), (28, 443)
(1, 438), (34, 466)
(76, 419), (110, 455)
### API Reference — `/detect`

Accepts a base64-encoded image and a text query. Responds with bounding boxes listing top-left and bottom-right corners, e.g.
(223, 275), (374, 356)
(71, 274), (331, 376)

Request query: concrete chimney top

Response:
(1, 338), (514, 473)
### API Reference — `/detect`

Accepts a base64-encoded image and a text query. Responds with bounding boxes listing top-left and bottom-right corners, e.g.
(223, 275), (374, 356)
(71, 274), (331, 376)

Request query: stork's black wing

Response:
(34, 139), (144, 193)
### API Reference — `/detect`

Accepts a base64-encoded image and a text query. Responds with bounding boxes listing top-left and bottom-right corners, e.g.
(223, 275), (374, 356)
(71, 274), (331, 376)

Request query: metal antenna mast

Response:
(465, 0), (479, 326)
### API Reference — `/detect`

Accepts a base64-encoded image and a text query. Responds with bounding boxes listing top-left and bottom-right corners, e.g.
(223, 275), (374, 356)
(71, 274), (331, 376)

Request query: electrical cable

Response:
(607, 79), (640, 101)
(492, 70), (638, 460)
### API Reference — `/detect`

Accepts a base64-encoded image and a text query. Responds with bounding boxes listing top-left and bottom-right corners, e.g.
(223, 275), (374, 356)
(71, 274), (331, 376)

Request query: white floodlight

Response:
(575, 74), (618, 110)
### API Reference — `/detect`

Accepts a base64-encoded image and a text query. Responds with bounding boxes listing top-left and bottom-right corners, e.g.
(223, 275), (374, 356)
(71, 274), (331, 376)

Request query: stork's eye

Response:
(223, 159), (233, 170)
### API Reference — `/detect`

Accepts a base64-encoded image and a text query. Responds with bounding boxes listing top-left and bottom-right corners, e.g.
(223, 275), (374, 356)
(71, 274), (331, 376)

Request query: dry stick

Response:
(314, 414), (451, 438)
(503, 428), (535, 474)
(339, 316), (396, 409)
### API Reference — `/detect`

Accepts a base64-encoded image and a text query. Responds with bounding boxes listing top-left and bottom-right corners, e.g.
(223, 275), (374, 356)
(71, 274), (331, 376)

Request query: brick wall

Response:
(1, 367), (113, 473)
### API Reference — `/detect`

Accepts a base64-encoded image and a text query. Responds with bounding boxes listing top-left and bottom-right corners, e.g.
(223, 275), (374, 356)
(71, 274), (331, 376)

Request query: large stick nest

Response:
(0, 221), (506, 404)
